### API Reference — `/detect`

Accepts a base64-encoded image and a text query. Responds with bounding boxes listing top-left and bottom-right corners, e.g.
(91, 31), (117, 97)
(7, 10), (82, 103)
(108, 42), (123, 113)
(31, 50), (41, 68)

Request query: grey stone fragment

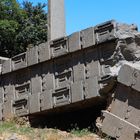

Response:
(132, 69), (140, 92)
(95, 20), (116, 44)
(15, 83), (30, 99)
(110, 84), (130, 119)
(52, 87), (71, 107)
(71, 81), (84, 103)
(119, 38), (140, 61)
(68, 32), (81, 52)
(135, 33), (140, 46)
(2, 59), (12, 74)
(125, 91), (140, 128)
(81, 27), (95, 48)
(0, 87), (4, 121)
(31, 76), (42, 94)
(101, 111), (140, 140)
(115, 23), (140, 61)
(31, 65), (42, 94)
(50, 37), (68, 58)
(42, 62), (54, 91)
(55, 71), (72, 89)
(0, 56), (9, 73)
(29, 93), (40, 114)
(98, 41), (117, 65)
(2, 82), (15, 119)
(116, 23), (138, 39)
(0, 86), (4, 104)
(54, 56), (72, 89)
(118, 63), (140, 92)
(100, 79), (140, 133)
(118, 63), (134, 87)
(27, 46), (38, 66)
(84, 48), (100, 78)
(40, 90), (52, 111)
(12, 53), (27, 70)
(72, 53), (85, 82)
(38, 42), (50, 62)
(0, 104), (3, 121)
(84, 77), (99, 99)
(48, 0), (66, 40)
(13, 97), (29, 116)
(3, 100), (13, 118)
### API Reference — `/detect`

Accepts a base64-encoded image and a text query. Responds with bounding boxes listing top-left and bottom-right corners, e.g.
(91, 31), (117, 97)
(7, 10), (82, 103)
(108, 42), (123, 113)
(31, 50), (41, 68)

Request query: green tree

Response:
(16, 1), (48, 54)
(0, 20), (19, 56)
(0, 0), (21, 20)
(0, 0), (21, 57)
(0, 0), (47, 57)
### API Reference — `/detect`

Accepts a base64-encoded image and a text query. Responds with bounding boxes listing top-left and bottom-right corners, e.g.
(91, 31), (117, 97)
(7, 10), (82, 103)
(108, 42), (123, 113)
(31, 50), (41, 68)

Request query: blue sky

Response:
(18, 0), (140, 35)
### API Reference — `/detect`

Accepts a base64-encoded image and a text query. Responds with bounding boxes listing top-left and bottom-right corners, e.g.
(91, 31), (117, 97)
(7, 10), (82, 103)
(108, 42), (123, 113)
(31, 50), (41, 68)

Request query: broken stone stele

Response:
(0, 1), (140, 140)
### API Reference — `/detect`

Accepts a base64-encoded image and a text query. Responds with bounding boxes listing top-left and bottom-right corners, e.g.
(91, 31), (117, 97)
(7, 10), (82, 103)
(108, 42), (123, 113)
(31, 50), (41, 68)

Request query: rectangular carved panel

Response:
(12, 53), (27, 70)
(52, 87), (71, 107)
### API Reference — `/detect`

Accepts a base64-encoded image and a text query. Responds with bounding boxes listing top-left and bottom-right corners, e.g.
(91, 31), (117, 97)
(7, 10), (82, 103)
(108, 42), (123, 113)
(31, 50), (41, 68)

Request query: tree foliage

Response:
(0, 0), (47, 57)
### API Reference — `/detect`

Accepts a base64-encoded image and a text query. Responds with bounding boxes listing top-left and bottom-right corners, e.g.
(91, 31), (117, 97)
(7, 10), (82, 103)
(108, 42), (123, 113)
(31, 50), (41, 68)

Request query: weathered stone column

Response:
(48, 0), (66, 41)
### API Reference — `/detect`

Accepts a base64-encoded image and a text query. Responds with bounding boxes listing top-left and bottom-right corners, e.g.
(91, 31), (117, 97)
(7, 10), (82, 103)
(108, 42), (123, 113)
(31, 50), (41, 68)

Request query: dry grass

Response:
(0, 132), (102, 140)
(0, 131), (102, 140)
(0, 117), (104, 140)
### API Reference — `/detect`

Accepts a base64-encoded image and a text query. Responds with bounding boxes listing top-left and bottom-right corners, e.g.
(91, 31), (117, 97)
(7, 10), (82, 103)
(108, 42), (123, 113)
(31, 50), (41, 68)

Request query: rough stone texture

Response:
(84, 77), (99, 99)
(38, 42), (50, 62)
(50, 37), (68, 58)
(72, 53), (85, 82)
(54, 56), (72, 90)
(2, 59), (12, 74)
(0, 85), (4, 104)
(2, 75), (15, 119)
(71, 81), (84, 103)
(115, 23), (140, 62)
(84, 48), (99, 78)
(96, 21), (140, 140)
(12, 53), (27, 71)
(81, 27), (96, 48)
(52, 87), (71, 107)
(15, 83), (30, 99)
(117, 63), (140, 92)
(0, 57), (9, 73)
(27, 46), (38, 66)
(29, 93), (40, 114)
(100, 111), (140, 140)
(40, 90), (52, 111)
(31, 65), (42, 95)
(42, 62), (54, 91)
(0, 103), (3, 120)
(68, 32), (81, 52)
(95, 20), (116, 44)
(13, 97), (29, 116)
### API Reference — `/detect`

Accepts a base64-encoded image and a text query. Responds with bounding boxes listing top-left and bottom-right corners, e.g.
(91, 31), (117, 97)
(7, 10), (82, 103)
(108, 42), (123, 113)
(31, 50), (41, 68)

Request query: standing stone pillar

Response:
(48, 0), (66, 41)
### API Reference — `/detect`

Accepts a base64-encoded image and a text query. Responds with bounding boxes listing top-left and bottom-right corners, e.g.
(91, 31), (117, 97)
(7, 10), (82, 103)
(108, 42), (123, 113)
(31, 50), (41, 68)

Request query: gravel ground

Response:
(0, 130), (105, 140)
